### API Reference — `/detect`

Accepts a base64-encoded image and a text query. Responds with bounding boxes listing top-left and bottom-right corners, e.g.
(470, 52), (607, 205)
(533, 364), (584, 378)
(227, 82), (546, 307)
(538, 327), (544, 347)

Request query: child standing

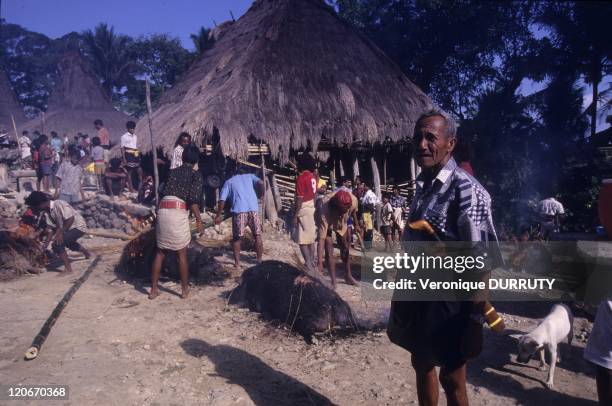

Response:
(91, 136), (106, 192)
(380, 194), (394, 252)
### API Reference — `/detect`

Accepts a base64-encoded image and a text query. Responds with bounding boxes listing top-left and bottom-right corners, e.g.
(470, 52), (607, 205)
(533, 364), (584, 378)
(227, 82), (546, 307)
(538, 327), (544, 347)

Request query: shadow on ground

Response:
(181, 338), (336, 405)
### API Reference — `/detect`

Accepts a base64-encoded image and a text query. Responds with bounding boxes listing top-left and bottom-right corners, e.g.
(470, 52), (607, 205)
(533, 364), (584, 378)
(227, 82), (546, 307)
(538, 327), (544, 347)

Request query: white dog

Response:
(511, 303), (573, 389)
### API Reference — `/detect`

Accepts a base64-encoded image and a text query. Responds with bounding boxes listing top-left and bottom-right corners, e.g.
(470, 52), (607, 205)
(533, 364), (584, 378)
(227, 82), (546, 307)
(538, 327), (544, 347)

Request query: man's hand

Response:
(292, 216), (299, 226)
(214, 214), (223, 225)
(196, 219), (204, 235)
(54, 231), (64, 246)
(53, 190), (59, 199)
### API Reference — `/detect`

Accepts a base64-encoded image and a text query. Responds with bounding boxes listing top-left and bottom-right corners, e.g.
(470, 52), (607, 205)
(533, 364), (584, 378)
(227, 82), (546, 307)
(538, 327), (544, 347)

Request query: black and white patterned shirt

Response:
(162, 164), (204, 207)
(403, 158), (498, 243)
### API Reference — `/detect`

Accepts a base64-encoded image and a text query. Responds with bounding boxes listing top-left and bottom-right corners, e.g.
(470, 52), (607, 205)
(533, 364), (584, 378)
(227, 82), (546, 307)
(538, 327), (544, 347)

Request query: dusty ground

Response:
(0, 232), (600, 405)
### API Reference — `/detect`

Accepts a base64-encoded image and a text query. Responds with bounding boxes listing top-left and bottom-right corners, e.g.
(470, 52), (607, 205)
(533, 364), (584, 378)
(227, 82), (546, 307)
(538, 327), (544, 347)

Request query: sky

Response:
(2, 0), (253, 50)
(3, 0), (610, 131)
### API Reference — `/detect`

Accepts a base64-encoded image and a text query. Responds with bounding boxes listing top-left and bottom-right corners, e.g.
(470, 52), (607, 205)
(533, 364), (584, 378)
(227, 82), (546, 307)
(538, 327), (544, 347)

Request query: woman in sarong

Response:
(149, 144), (204, 299)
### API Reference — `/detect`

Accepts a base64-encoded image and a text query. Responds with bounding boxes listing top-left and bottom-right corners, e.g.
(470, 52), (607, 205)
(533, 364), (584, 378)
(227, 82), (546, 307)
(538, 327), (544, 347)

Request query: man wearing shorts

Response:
(120, 121), (143, 193)
(215, 161), (265, 267)
(317, 189), (361, 288)
(94, 119), (111, 162)
(25, 191), (91, 274)
(38, 135), (54, 192)
(293, 153), (318, 273)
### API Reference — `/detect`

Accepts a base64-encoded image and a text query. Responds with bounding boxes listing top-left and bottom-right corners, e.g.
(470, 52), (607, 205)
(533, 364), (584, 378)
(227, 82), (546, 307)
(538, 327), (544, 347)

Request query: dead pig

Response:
(229, 260), (357, 338)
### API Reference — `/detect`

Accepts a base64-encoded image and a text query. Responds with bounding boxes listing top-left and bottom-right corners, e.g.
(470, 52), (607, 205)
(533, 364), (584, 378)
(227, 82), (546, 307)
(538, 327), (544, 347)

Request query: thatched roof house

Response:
(137, 0), (431, 161)
(20, 52), (131, 144)
(0, 68), (26, 132)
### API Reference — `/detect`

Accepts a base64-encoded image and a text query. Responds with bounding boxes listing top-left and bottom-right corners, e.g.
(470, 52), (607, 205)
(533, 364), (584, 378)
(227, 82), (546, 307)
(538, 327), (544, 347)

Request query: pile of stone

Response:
(73, 195), (153, 234)
(0, 196), (18, 219)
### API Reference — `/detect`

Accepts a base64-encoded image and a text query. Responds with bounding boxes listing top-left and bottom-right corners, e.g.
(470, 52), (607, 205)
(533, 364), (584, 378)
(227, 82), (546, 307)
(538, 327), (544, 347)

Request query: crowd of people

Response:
(15, 108), (611, 405)
(13, 120), (155, 202)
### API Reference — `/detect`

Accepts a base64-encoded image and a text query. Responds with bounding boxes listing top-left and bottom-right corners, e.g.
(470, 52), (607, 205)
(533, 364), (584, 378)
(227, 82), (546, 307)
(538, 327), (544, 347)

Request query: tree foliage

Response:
(82, 23), (136, 100)
(190, 26), (215, 55)
(335, 0), (610, 232)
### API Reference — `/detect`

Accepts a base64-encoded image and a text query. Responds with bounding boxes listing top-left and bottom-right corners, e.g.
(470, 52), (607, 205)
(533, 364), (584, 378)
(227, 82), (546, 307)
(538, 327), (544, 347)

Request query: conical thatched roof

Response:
(0, 68), (26, 131)
(20, 52), (131, 144)
(137, 0), (432, 160)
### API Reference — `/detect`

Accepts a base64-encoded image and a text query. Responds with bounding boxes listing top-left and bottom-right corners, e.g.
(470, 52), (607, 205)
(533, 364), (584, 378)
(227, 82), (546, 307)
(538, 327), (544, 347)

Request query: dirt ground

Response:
(0, 233), (600, 405)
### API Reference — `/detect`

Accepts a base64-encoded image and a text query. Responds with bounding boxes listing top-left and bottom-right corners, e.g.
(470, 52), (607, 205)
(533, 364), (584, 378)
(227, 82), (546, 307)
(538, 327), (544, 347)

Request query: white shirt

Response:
(538, 198), (565, 216)
(170, 145), (184, 169)
(121, 131), (138, 150)
(19, 136), (31, 159)
(49, 200), (87, 232)
(360, 189), (380, 206)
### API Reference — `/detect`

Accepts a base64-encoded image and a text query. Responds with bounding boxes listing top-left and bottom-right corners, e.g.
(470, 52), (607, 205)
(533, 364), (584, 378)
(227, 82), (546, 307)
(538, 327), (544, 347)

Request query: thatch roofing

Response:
(137, 0), (432, 160)
(0, 68), (26, 132)
(20, 52), (131, 144)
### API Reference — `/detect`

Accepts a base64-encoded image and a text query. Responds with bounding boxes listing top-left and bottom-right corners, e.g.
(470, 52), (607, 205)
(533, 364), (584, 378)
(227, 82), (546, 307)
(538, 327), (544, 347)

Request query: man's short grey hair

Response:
(416, 108), (458, 139)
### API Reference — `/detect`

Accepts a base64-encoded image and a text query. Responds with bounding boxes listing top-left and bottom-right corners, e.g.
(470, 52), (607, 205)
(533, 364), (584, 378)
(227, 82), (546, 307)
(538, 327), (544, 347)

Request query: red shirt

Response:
(459, 161), (474, 176)
(295, 170), (316, 202)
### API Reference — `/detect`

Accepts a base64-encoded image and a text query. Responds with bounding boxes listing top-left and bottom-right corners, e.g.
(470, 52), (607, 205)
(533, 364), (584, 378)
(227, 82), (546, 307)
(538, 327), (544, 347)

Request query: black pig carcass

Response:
(229, 260), (357, 338)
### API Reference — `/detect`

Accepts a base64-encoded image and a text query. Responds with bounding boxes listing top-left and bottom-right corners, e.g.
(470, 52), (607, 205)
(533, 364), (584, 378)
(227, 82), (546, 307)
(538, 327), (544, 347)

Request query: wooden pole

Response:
(383, 155), (387, 187)
(25, 257), (101, 360)
(10, 114), (23, 169)
(41, 112), (45, 134)
(352, 155), (360, 181)
(371, 156), (381, 200)
(271, 174), (282, 211)
(260, 143), (266, 228)
(145, 80), (160, 206)
(330, 155), (336, 190)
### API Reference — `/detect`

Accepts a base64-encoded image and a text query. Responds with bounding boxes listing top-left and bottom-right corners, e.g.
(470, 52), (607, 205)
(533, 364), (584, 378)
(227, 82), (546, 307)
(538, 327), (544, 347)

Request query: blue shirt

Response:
(220, 174), (261, 213)
(50, 137), (63, 154)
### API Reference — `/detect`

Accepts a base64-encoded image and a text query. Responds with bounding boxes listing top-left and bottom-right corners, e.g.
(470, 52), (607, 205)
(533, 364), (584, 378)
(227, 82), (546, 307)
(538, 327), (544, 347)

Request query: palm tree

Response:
(190, 27), (215, 55)
(82, 23), (134, 99)
(539, 2), (612, 138)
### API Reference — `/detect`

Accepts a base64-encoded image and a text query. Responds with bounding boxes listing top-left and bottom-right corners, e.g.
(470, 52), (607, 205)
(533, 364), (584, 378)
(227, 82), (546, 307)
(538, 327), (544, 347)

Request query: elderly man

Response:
(387, 109), (499, 406)
(537, 195), (565, 240)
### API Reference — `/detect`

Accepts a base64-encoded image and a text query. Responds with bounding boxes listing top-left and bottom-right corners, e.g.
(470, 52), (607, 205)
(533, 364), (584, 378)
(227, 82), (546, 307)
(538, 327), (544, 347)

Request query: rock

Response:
(112, 219), (124, 229)
(86, 219), (96, 229)
(109, 212), (118, 221)
(124, 204), (152, 217)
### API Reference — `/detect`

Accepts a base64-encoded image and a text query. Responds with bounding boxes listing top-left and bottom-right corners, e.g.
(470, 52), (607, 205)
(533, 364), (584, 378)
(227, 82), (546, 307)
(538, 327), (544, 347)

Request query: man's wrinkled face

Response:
(414, 116), (456, 170)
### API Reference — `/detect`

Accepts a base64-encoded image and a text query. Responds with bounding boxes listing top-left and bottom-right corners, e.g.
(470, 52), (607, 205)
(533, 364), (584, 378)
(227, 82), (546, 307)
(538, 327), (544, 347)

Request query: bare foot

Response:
(345, 277), (358, 286)
(233, 263), (240, 268)
(57, 269), (73, 276)
(181, 287), (189, 299)
(148, 289), (160, 300)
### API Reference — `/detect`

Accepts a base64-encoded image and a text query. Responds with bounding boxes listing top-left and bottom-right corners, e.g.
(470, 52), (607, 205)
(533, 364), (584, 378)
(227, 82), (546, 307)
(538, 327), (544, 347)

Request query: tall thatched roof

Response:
(0, 68), (26, 131)
(137, 0), (432, 160)
(20, 52), (131, 144)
